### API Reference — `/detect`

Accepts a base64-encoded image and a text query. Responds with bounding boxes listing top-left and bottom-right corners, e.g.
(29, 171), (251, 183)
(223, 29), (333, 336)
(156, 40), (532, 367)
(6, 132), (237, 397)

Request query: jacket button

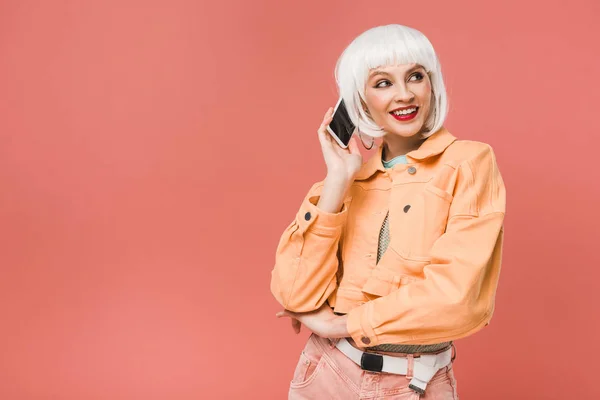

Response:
(403, 205), (411, 213)
(304, 212), (311, 221)
(408, 166), (417, 174)
(361, 337), (371, 345)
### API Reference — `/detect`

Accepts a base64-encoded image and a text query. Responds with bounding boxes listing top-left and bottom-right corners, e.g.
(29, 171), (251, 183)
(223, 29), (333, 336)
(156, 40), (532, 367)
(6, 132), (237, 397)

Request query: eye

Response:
(409, 72), (424, 81)
(375, 72), (424, 88)
(374, 79), (391, 88)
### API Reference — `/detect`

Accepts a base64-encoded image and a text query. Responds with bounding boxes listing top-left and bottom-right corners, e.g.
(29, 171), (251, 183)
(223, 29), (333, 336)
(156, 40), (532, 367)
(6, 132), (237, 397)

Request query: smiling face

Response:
(362, 63), (432, 139)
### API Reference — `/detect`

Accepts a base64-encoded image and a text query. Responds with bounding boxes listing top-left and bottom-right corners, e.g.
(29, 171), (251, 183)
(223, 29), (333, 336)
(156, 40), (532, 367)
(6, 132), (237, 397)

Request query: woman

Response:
(271, 24), (506, 399)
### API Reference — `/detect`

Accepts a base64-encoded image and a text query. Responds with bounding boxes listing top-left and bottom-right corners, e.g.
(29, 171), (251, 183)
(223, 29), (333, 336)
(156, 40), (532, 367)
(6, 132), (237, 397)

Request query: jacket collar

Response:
(354, 126), (457, 181)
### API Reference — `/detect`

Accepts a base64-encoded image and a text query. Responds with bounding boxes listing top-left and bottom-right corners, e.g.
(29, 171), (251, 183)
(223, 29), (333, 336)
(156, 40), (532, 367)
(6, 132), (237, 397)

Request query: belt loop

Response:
(406, 354), (414, 379)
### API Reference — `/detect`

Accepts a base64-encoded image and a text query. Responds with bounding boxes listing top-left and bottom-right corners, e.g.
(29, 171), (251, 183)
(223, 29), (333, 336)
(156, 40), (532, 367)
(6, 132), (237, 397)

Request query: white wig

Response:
(334, 24), (448, 139)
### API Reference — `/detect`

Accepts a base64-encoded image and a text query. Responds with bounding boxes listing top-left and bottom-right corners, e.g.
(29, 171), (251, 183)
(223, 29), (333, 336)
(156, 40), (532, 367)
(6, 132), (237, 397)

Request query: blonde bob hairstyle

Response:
(334, 24), (448, 139)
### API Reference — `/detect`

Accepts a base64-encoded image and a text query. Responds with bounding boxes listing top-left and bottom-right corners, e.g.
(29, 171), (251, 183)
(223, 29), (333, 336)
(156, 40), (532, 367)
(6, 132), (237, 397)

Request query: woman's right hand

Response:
(317, 107), (364, 183)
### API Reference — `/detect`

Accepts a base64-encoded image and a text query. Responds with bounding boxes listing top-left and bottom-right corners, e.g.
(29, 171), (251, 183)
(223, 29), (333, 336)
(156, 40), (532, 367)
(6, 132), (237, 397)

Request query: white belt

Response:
(335, 338), (453, 395)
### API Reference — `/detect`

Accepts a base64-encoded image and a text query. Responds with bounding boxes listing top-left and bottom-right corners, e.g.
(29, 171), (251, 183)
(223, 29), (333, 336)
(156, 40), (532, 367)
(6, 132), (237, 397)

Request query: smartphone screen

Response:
(326, 98), (355, 148)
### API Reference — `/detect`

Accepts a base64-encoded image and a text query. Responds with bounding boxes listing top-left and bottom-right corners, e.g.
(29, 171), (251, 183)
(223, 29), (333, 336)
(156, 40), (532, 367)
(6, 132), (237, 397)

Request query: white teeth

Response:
(392, 107), (417, 115)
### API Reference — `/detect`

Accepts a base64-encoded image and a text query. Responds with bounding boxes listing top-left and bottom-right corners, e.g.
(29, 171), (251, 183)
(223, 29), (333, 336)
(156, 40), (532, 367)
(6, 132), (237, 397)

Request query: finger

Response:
(317, 110), (335, 148)
(277, 309), (299, 319)
(323, 106), (333, 121)
(291, 318), (301, 334)
(317, 125), (328, 147)
(318, 108), (334, 134)
(318, 107), (334, 133)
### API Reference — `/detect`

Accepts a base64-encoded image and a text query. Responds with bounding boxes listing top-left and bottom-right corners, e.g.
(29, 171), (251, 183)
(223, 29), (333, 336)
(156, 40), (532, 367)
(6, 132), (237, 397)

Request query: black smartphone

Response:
(326, 97), (356, 148)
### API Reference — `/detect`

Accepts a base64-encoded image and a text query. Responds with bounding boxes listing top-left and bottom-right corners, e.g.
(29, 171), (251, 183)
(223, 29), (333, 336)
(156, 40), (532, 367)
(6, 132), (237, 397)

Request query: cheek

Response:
(366, 93), (391, 115)
(419, 85), (433, 112)
(420, 82), (432, 99)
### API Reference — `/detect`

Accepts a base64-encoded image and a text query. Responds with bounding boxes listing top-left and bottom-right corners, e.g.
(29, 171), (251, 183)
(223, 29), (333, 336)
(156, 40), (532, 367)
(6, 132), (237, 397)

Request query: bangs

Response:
(352, 28), (438, 91)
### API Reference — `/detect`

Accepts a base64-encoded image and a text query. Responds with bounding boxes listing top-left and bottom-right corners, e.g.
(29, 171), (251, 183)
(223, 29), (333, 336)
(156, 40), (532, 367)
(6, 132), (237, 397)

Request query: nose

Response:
(394, 83), (415, 103)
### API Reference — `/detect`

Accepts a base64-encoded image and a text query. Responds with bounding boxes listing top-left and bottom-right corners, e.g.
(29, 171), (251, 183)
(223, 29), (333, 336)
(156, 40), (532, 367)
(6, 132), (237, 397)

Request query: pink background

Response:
(1, 1), (599, 399)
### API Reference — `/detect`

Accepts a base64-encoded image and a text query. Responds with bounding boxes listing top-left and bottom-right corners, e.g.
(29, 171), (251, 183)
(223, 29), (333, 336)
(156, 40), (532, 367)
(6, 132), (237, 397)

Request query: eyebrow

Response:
(369, 65), (424, 78)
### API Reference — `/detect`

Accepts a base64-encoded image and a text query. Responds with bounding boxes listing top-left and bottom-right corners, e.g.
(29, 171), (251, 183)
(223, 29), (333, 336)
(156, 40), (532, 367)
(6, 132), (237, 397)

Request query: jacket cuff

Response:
(346, 302), (379, 348)
(296, 195), (351, 235)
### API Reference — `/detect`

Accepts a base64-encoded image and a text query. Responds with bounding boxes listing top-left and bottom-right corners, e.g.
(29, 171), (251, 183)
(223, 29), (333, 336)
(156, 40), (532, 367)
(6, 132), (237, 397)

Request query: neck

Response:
(382, 133), (426, 161)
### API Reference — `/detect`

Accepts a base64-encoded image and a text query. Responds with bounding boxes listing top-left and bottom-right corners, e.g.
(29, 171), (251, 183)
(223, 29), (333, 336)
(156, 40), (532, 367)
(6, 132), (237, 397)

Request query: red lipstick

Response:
(390, 106), (419, 121)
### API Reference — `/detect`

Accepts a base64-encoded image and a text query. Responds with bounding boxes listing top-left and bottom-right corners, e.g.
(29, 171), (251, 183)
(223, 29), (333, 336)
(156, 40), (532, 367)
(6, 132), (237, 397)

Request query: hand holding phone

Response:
(317, 103), (363, 183)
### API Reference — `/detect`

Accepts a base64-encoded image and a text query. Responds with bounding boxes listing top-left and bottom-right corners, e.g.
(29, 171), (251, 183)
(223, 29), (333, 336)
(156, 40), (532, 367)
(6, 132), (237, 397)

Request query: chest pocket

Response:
(388, 181), (453, 262)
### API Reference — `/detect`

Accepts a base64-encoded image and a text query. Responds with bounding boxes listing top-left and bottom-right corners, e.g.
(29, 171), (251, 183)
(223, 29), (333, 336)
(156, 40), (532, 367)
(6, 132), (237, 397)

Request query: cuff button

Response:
(361, 337), (371, 345)
(304, 212), (311, 221)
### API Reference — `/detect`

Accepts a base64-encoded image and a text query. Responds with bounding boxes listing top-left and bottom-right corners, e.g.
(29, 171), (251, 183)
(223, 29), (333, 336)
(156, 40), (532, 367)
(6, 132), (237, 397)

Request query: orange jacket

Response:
(270, 127), (506, 348)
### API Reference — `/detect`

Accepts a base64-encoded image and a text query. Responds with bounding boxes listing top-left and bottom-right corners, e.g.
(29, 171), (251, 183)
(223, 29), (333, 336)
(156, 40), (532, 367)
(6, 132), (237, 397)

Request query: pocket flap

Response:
(361, 247), (428, 298)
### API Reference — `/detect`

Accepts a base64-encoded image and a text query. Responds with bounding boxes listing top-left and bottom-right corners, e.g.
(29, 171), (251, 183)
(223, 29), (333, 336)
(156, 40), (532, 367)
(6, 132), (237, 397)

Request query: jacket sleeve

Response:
(270, 181), (352, 312)
(347, 144), (506, 347)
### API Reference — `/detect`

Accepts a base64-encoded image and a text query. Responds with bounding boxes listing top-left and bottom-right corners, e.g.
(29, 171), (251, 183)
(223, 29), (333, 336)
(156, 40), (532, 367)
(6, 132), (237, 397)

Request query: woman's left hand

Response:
(276, 303), (349, 339)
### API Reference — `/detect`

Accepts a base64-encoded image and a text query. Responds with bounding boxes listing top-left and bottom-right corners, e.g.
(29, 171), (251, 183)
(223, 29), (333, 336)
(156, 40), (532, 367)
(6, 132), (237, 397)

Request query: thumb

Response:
(348, 136), (361, 155)
(348, 137), (362, 157)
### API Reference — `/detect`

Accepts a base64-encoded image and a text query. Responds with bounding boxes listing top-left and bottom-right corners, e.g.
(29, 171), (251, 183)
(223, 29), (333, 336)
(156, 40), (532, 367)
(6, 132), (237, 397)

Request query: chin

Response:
(389, 124), (426, 138)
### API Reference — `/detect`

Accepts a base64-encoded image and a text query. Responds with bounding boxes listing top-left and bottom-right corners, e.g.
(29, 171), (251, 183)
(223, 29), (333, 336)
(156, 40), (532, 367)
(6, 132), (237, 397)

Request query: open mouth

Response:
(390, 106), (419, 121)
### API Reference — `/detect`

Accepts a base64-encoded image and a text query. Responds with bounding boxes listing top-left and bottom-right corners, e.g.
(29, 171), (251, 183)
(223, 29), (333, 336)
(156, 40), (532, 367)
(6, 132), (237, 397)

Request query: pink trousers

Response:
(288, 333), (459, 399)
